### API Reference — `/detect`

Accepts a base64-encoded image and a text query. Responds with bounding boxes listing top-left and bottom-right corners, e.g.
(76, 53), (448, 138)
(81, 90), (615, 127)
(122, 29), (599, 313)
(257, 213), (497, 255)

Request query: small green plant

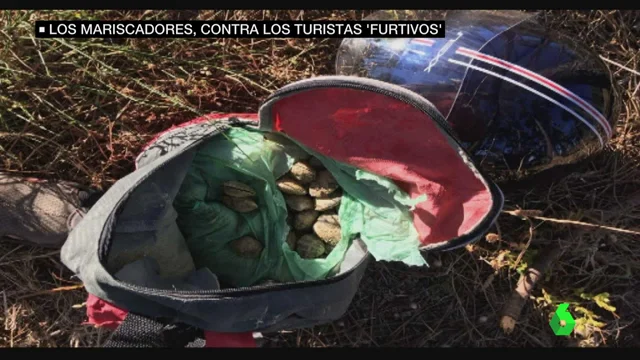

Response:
(489, 248), (539, 274)
(535, 288), (618, 339)
(573, 290), (617, 338)
(578, 291), (617, 312)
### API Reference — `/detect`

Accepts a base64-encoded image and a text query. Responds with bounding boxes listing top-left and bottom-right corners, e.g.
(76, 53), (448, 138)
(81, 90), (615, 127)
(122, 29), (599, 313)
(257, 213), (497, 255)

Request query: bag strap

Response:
(103, 312), (205, 348)
(103, 312), (258, 348)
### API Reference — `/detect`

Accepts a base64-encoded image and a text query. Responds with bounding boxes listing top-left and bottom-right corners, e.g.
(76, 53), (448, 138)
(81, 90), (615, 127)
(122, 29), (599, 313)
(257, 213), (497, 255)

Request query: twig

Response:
(1, 290), (7, 328)
(0, 251), (60, 266)
(502, 210), (640, 236)
(513, 217), (535, 269)
(599, 55), (640, 77)
(500, 245), (563, 334)
(16, 284), (84, 300)
(499, 191), (640, 334)
(598, 55), (640, 97)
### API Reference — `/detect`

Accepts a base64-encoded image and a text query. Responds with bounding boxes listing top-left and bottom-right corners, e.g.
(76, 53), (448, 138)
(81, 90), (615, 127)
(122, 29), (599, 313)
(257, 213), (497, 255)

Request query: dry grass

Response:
(1, 10), (639, 347)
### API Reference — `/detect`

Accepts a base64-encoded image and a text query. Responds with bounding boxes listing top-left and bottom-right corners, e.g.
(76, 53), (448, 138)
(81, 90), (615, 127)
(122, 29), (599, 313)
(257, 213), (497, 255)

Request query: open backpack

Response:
(60, 76), (504, 347)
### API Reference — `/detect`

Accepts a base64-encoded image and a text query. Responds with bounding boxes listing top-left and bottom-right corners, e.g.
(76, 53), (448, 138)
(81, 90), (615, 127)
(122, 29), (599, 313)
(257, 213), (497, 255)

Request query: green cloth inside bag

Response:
(173, 126), (426, 288)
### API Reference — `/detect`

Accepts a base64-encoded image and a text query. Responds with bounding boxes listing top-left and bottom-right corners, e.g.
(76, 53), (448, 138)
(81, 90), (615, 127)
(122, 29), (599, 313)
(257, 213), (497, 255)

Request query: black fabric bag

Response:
(61, 76), (504, 347)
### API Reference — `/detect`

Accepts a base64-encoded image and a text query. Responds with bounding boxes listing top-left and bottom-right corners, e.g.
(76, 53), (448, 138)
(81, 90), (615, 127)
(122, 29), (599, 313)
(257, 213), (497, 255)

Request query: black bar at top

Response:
(34, 20), (446, 38)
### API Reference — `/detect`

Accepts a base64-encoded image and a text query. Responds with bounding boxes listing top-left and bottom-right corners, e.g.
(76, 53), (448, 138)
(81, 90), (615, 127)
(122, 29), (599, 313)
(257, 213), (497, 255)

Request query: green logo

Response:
(549, 303), (576, 336)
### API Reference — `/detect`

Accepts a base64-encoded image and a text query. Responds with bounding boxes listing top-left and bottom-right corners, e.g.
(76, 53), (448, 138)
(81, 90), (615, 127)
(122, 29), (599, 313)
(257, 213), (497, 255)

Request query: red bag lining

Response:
(269, 88), (494, 246)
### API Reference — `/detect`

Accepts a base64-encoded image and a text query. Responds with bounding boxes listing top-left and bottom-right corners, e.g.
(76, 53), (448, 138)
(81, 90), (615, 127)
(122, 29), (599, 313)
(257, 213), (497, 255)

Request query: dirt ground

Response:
(1, 10), (639, 347)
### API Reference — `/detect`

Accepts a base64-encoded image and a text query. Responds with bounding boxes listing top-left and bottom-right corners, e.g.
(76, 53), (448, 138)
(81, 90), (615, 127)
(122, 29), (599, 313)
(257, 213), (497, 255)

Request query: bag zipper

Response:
(265, 77), (459, 139)
(109, 77), (503, 299)
(120, 254), (371, 299)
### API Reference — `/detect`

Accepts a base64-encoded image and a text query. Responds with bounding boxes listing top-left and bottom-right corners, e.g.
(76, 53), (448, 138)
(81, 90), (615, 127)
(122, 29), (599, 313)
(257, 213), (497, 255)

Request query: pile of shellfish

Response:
(277, 157), (342, 259)
(221, 133), (343, 262)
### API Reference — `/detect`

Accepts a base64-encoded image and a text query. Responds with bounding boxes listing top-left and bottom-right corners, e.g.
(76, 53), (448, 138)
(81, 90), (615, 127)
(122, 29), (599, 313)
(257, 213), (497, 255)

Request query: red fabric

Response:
(85, 294), (255, 347)
(85, 293), (127, 330)
(205, 331), (257, 347)
(270, 88), (494, 246)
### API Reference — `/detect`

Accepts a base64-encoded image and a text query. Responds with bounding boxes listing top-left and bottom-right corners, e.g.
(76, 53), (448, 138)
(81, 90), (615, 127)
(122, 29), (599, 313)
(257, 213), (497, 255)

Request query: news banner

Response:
(34, 20), (445, 38)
